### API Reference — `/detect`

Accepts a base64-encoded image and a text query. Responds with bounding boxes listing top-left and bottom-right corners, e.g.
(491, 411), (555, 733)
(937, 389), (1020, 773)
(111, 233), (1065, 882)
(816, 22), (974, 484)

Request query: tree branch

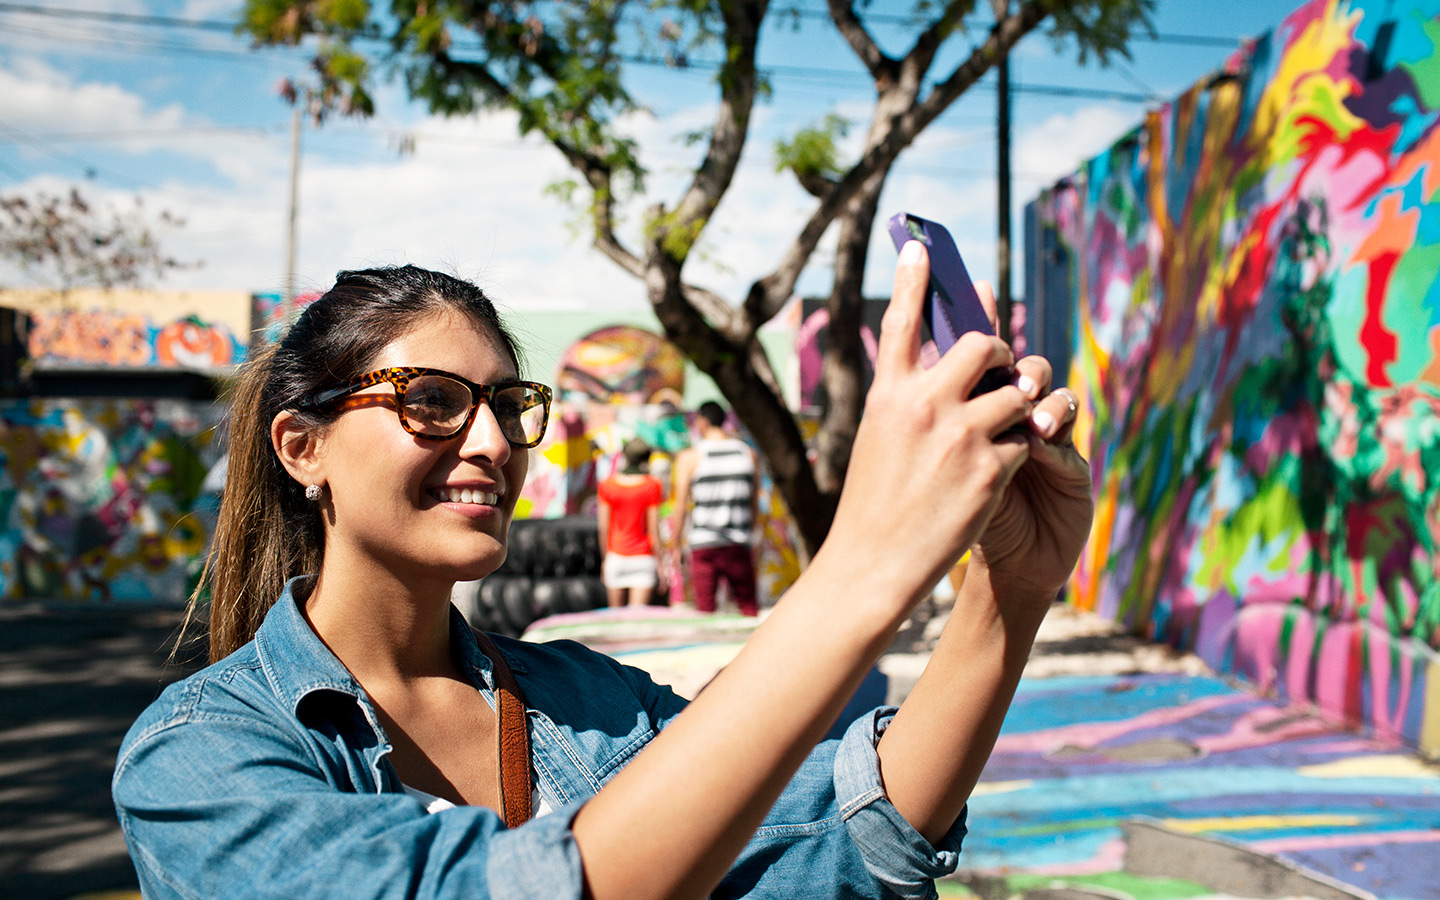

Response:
(427, 51), (645, 277)
(915, 0), (1050, 129)
(741, 0), (1049, 326)
(825, 0), (888, 80)
(665, 1), (766, 260)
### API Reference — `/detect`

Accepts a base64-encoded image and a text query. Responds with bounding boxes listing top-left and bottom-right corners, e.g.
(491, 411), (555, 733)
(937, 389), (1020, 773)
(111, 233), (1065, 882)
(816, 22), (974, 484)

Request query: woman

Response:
(597, 437), (665, 607)
(113, 247), (1092, 900)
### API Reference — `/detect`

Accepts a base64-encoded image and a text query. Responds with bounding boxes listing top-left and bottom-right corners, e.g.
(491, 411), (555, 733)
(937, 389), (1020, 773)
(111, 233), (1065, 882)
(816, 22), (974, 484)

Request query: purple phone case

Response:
(886, 212), (993, 353)
(888, 212), (1014, 398)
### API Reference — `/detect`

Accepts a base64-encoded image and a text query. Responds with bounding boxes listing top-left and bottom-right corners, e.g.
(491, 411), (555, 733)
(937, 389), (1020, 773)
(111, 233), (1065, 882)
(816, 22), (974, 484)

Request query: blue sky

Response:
(0, 0), (1307, 313)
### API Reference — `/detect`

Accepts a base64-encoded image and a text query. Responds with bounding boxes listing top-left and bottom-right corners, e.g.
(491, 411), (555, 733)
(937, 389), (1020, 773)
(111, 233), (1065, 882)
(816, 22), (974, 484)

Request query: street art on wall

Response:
(554, 325), (687, 405)
(0, 399), (225, 601)
(27, 310), (243, 370)
(1026, 0), (1440, 752)
(252, 291), (321, 346)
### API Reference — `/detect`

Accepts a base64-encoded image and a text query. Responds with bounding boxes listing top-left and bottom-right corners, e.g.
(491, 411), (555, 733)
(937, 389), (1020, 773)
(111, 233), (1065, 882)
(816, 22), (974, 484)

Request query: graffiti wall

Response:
(252, 291), (320, 346)
(1025, 0), (1440, 753)
(0, 398), (224, 602)
(1, 288), (251, 370)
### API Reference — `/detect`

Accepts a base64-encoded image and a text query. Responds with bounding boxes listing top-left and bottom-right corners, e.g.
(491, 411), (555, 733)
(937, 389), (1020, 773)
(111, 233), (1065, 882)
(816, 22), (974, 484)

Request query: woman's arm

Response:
(669, 448), (695, 547)
(571, 240), (1043, 900)
(877, 283), (1095, 844)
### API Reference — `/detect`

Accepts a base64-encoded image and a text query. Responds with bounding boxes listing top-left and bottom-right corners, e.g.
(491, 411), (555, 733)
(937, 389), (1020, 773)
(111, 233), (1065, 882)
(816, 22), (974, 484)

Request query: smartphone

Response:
(887, 212), (1013, 396)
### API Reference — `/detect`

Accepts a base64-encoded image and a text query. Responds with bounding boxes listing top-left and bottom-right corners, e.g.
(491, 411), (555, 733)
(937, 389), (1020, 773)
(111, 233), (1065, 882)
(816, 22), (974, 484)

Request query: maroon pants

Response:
(689, 544), (758, 616)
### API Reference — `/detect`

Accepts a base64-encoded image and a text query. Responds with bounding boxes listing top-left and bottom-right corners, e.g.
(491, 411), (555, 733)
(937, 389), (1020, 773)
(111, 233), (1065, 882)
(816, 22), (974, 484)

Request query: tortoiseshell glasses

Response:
(300, 367), (553, 447)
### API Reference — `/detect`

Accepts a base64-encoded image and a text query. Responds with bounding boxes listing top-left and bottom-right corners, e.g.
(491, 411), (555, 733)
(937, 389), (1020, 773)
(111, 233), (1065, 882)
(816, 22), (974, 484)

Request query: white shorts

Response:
(602, 553), (658, 590)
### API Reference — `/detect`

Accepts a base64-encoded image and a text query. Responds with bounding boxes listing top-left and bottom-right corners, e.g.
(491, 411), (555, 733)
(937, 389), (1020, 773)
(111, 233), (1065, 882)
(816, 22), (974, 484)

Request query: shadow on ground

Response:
(0, 605), (199, 900)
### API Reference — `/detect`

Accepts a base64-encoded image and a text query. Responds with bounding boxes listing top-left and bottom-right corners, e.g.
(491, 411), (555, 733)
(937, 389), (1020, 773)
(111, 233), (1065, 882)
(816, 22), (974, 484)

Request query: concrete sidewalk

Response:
(0, 604), (200, 900)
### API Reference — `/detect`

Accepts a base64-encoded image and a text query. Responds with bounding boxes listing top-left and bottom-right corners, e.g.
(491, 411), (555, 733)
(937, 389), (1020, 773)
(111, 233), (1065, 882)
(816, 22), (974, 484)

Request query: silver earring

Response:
(304, 484), (322, 501)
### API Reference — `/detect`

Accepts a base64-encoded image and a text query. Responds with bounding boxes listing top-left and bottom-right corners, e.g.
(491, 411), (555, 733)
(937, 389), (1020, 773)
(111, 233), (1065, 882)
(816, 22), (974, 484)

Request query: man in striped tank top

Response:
(671, 401), (759, 616)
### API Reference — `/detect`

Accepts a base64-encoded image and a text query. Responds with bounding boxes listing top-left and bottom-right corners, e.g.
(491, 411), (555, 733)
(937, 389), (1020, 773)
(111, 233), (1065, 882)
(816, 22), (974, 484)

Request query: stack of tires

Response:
(453, 516), (609, 636)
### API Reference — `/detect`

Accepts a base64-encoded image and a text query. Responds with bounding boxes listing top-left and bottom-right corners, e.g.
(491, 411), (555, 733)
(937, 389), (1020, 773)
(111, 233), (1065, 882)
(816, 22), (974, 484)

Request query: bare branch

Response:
(825, 0), (889, 79)
(429, 51), (643, 273)
(666, 1), (766, 252)
(742, 0), (1050, 325)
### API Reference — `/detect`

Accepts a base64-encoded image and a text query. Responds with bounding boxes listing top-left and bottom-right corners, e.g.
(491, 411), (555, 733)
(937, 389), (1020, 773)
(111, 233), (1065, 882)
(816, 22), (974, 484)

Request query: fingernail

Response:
(899, 240), (924, 265)
(1032, 410), (1056, 436)
(1015, 373), (1037, 398)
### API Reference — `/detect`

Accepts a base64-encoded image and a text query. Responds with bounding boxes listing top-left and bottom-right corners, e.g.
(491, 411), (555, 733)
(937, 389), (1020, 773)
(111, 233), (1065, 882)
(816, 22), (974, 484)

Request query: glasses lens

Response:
(401, 375), (474, 436)
(493, 384), (549, 446)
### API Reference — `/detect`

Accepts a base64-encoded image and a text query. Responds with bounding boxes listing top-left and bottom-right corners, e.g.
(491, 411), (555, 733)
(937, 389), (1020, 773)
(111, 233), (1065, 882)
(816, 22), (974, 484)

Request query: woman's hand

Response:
(818, 240), (1037, 613)
(968, 284), (1094, 597)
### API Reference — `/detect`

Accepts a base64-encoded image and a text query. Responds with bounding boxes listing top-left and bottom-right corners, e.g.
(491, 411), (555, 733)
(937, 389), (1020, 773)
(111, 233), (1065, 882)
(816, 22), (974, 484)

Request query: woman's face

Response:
(311, 308), (529, 584)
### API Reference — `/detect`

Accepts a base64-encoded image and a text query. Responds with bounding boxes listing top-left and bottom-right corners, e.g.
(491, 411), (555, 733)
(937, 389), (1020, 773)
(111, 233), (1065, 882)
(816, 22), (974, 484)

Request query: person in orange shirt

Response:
(597, 438), (665, 607)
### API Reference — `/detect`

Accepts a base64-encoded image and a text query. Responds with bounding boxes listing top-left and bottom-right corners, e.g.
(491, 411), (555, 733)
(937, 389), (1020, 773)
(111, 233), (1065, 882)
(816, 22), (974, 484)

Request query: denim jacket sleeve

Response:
(112, 680), (588, 900)
(715, 707), (967, 900)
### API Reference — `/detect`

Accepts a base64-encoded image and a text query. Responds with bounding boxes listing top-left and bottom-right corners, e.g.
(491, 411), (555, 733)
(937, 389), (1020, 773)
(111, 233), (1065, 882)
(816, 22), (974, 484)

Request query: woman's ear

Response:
(272, 410), (326, 490)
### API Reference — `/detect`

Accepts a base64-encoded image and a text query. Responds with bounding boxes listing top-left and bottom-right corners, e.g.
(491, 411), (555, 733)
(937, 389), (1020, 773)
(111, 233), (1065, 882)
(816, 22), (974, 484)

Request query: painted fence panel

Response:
(1026, 0), (1440, 752)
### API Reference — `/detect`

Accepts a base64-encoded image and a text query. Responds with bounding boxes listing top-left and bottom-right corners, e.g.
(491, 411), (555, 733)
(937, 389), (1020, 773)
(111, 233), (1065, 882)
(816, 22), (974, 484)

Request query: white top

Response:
(401, 783), (554, 818)
(687, 437), (756, 548)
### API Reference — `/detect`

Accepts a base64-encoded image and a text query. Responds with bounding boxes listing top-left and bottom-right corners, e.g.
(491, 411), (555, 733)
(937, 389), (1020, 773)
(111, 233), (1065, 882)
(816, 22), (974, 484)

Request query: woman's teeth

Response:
(437, 488), (499, 505)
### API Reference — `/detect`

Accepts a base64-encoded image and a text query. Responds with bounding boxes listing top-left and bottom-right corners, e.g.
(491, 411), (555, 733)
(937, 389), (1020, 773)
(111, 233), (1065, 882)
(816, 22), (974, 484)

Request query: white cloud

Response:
(179, 0), (243, 20)
(0, 57), (285, 189)
(1014, 104), (1137, 186)
(0, 61), (188, 145)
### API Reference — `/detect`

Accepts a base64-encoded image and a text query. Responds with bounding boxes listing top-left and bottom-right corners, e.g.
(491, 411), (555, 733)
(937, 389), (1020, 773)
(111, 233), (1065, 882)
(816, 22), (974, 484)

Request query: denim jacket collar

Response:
(251, 575), (530, 720)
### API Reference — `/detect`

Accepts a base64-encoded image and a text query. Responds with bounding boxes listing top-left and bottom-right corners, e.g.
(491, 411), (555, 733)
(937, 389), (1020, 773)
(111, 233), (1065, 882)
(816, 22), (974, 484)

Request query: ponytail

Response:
(196, 342), (325, 662)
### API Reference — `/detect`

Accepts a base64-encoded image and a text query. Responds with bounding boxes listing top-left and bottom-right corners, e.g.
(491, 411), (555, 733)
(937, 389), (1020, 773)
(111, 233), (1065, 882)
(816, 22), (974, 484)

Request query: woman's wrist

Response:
(799, 536), (934, 638)
(956, 556), (1057, 633)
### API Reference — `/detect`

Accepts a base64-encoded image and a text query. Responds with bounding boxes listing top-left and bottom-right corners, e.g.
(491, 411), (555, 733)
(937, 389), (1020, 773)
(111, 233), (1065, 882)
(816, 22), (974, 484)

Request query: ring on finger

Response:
(1054, 388), (1078, 415)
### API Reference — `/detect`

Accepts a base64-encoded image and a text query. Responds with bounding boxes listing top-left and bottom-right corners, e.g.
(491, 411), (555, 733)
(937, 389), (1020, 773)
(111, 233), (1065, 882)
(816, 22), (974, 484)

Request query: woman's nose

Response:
(458, 402), (513, 465)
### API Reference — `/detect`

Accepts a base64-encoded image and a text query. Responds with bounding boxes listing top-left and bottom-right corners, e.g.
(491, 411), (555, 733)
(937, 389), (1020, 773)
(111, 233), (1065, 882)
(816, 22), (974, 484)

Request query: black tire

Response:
(497, 576), (536, 636)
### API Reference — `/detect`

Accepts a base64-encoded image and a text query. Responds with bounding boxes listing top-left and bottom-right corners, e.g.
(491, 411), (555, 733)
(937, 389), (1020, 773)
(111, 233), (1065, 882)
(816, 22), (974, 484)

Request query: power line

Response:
(0, 2), (1248, 52)
(0, 120), (150, 189)
(0, 2), (236, 33)
(0, 124), (288, 144)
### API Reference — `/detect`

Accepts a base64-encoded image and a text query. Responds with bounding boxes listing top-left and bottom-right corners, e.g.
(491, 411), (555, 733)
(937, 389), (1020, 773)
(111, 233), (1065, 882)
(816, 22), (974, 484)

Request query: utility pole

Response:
(284, 104), (302, 303)
(993, 0), (1013, 344)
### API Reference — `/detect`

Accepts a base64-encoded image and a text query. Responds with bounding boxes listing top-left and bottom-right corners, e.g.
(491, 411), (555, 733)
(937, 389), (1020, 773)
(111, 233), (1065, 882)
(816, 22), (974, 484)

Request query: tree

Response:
(241, 0), (1151, 556)
(0, 188), (190, 290)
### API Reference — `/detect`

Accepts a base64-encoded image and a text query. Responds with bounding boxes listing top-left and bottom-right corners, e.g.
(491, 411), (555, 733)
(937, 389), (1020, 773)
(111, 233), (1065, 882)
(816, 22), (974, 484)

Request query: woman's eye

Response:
(407, 388), (460, 412)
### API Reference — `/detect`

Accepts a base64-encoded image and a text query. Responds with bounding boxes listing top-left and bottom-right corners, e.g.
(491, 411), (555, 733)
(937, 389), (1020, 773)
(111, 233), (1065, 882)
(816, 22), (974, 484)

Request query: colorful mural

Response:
(1025, 0), (1440, 753)
(252, 291), (321, 346)
(554, 325), (688, 405)
(0, 287), (253, 370)
(27, 309), (243, 369)
(0, 398), (225, 601)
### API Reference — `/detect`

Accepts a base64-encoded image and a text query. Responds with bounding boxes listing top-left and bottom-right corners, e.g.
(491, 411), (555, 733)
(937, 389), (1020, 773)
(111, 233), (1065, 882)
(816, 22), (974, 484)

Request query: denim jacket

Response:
(113, 579), (966, 899)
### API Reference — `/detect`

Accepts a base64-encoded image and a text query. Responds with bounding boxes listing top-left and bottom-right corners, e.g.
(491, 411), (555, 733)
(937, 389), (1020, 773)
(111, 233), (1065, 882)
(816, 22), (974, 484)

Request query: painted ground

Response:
(964, 672), (1440, 900)
(529, 604), (1440, 900)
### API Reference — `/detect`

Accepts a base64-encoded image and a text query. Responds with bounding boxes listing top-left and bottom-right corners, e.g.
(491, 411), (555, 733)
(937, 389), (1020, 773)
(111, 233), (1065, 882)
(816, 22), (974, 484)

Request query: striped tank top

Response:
(687, 437), (756, 549)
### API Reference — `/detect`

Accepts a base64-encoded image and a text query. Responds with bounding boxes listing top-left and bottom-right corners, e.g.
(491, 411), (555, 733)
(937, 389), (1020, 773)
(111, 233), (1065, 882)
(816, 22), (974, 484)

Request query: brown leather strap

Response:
(473, 630), (532, 828)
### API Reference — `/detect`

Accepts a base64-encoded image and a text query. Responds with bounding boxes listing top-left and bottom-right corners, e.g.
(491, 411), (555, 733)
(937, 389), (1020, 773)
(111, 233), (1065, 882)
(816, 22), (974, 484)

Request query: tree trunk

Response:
(645, 240), (836, 557)
(813, 170), (886, 497)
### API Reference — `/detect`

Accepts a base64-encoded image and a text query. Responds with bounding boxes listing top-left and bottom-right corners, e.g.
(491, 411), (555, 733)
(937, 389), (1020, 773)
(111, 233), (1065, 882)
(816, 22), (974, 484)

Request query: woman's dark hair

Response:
(620, 438), (652, 474)
(196, 265), (522, 662)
